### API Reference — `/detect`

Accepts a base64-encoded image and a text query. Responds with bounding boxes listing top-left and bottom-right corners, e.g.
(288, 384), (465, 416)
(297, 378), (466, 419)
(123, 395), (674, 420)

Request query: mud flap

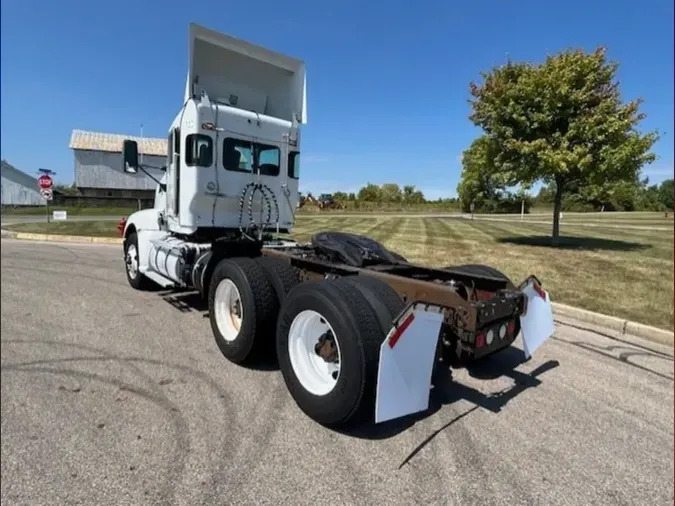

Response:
(519, 277), (555, 359)
(374, 305), (444, 424)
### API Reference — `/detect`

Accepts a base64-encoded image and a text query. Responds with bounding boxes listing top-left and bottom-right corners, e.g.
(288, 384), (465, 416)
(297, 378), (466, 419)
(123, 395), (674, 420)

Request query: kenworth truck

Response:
(119, 23), (555, 428)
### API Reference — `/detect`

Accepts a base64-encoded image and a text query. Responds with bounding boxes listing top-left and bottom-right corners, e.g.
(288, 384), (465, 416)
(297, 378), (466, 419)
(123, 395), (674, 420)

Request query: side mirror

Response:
(122, 140), (139, 173)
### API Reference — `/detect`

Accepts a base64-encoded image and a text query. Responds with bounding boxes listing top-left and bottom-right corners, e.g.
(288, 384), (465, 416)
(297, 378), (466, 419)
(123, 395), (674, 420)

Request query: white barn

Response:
(69, 130), (167, 198)
(1, 160), (45, 206)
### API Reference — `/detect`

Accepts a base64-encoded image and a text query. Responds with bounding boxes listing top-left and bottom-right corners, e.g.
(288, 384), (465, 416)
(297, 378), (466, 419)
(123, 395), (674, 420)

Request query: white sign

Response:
(40, 189), (53, 201)
(52, 210), (67, 221)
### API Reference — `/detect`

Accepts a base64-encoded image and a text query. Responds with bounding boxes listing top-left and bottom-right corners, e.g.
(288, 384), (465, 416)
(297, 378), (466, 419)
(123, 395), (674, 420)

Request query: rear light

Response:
(475, 333), (485, 348)
(507, 320), (516, 335)
(499, 323), (507, 339)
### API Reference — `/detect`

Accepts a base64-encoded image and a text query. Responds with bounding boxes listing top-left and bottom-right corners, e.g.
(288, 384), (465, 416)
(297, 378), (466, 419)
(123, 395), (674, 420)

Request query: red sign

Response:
(37, 174), (53, 190)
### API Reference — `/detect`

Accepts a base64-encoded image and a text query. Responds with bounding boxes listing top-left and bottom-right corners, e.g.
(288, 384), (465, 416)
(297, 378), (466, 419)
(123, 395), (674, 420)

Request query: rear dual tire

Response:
(208, 260), (407, 428)
(208, 256), (301, 364)
(276, 277), (403, 428)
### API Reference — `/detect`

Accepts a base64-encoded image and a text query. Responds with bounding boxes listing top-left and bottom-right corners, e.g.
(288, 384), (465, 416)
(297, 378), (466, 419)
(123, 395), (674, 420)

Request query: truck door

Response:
(285, 150), (300, 216)
(166, 128), (181, 219)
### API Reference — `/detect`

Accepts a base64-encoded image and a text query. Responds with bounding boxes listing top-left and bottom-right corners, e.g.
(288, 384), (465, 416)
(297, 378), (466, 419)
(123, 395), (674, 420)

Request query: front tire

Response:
(208, 257), (278, 364)
(124, 232), (151, 290)
(276, 279), (385, 427)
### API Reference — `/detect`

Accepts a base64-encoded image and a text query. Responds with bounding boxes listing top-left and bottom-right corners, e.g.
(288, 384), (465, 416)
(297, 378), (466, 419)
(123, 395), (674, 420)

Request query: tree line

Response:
(301, 174), (673, 213)
(301, 183), (441, 210)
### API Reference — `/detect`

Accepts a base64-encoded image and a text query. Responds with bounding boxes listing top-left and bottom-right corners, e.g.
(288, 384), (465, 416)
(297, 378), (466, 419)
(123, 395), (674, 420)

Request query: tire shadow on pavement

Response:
(340, 347), (559, 442)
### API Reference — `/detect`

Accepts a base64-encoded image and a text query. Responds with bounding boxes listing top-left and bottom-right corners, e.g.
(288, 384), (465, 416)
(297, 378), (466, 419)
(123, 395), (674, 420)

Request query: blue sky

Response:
(1, 0), (673, 199)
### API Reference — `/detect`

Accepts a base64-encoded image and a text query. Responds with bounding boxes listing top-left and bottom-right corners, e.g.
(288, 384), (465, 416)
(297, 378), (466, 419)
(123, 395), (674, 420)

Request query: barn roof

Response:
(1, 161), (65, 194)
(1, 160), (39, 188)
(69, 129), (167, 157)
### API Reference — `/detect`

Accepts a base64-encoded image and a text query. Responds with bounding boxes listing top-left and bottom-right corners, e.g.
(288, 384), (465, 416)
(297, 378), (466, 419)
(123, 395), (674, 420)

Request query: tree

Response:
(469, 48), (659, 240)
(357, 183), (381, 202)
(332, 191), (349, 207)
(456, 136), (511, 212)
(54, 183), (78, 195)
(658, 179), (674, 210)
(402, 184), (425, 204)
(379, 183), (402, 203)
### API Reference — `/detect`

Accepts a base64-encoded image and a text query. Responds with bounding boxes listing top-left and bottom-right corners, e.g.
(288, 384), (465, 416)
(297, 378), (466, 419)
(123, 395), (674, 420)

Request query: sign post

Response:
(37, 173), (54, 223)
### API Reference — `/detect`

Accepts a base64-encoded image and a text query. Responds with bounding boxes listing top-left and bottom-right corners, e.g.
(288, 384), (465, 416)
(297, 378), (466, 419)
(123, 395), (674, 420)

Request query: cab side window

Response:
(258, 144), (280, 176)
(223, 138), (253, 172)
(185, 134), (213, 167)
(288, 151), (300, 179)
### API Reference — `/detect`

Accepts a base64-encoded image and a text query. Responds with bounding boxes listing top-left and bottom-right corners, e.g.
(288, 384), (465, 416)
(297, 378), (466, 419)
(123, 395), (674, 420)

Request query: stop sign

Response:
(37, 174), (53, 190)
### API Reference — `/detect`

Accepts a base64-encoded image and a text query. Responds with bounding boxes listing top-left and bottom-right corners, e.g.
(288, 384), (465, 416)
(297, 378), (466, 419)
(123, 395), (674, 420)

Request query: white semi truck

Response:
(120, 23), (555, 429)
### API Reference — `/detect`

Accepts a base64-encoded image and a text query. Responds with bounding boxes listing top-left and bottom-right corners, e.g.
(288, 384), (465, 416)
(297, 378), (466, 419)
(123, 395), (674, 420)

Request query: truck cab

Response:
(125, 23), (307, 238)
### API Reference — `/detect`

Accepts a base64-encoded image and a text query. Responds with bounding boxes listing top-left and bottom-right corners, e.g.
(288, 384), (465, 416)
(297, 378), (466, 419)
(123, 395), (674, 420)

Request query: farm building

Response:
(69, 129), (167, 199)
(1, 160), (45, 206)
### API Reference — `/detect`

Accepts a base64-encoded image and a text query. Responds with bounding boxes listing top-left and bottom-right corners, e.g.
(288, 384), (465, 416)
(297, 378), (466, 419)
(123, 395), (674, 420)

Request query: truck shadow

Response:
(159, 290), (208, 313)
(341, 347), (559, 441)
(157, 289), (280, 371)
(155, 292), (563, 432)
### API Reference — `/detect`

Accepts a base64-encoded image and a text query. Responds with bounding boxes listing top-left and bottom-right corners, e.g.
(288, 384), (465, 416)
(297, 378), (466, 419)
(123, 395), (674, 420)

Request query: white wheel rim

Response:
(288, 310), (341, 396)
(214, 279), (243, 342)
(126, 244), (138, 279)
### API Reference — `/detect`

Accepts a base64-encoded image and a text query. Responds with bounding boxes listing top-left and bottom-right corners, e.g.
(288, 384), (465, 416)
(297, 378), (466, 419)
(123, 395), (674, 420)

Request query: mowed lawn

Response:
(4, 220), (119, 237)
(292, 215), (673, 330)
(475, 211), (674, 229)
(6, 214), (673, 330)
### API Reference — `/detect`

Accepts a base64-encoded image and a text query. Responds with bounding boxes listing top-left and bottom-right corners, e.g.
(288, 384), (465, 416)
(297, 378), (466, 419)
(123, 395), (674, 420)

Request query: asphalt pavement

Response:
(1, 239), (673, 506)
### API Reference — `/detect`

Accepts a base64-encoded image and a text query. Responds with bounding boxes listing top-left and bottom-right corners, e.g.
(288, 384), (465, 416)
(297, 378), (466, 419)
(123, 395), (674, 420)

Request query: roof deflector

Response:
(185, 23), (307, 124)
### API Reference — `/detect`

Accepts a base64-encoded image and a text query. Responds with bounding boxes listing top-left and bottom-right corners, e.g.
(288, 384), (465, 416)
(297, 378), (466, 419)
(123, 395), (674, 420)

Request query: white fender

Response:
(519, 279), (555, 359)
(375, 304), (444, 424)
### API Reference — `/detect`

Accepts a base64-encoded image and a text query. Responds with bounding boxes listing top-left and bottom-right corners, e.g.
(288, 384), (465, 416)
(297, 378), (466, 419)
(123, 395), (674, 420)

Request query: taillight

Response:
(475, 333), (485, 348)
(507, 320), (516, 335)
(499, 323), (507, 339)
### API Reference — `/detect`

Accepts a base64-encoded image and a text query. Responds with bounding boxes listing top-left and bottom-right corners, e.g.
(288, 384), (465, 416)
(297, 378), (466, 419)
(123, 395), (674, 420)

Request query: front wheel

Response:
(124, 232), (151, 290)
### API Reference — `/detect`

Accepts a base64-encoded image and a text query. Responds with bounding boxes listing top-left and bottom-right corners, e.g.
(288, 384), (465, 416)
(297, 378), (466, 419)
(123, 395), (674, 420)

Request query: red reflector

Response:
(475, 333), (485, 348)
(532, 282), (547, 300)
(388, 313), (415, 349)
(507, 320), (516, 335)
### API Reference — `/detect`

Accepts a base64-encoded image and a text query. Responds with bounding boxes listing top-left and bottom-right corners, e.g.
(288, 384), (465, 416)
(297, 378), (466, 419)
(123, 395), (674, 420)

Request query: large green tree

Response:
(469, 47), (659, 239)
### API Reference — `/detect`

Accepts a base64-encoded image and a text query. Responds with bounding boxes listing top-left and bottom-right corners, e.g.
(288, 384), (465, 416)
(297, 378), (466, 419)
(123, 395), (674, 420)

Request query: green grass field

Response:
(5, 221), (120, 237)
(5, 214), (673, 330)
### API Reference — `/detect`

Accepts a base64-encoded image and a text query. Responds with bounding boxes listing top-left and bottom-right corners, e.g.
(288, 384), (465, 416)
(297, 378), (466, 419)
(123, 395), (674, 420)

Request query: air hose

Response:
(237, 182), (280, 240)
